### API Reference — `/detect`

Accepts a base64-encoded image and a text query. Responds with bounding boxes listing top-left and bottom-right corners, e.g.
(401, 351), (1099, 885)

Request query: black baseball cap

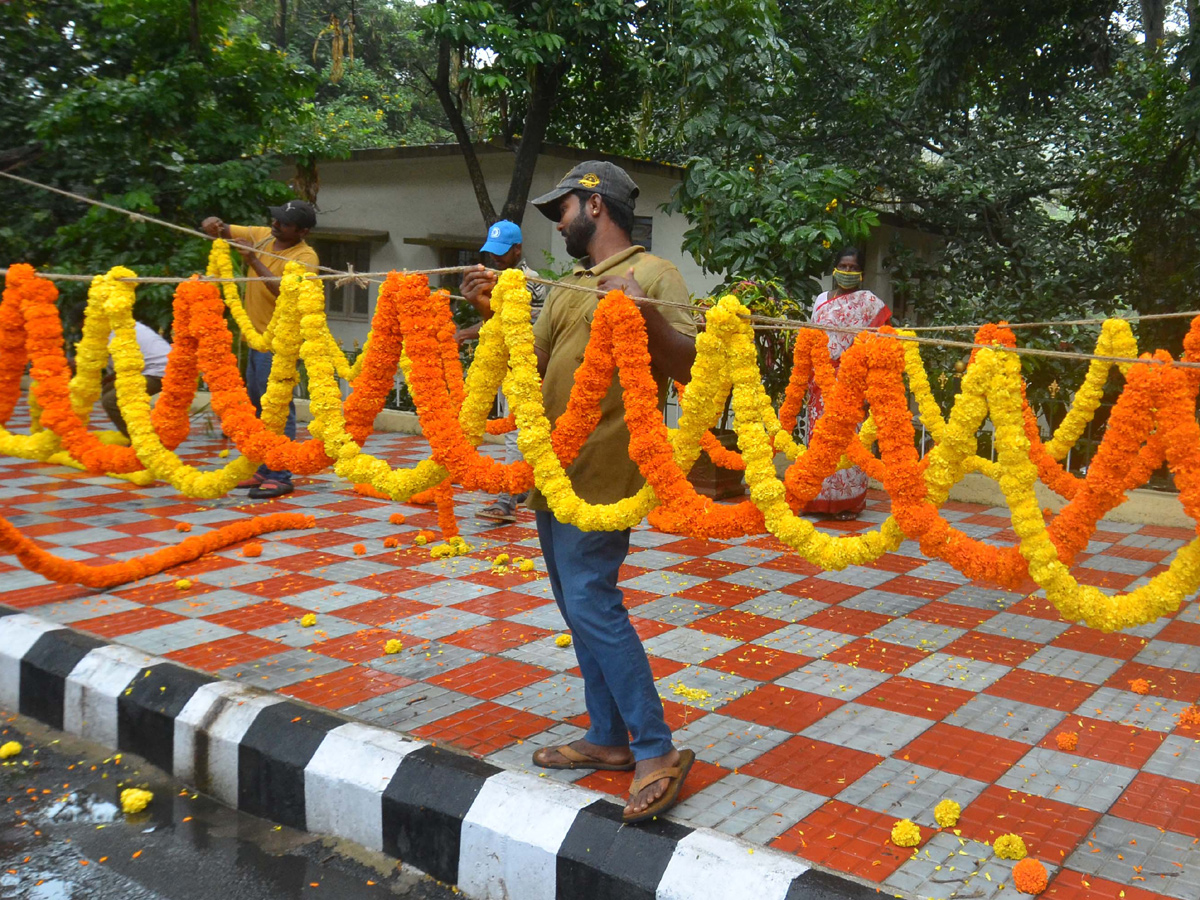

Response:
(531, 161), (639, 221)
(268, 199), (317, 229)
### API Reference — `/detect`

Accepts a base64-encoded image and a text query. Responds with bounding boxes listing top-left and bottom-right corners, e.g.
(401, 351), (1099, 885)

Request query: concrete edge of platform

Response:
(0, 605), (885, 900)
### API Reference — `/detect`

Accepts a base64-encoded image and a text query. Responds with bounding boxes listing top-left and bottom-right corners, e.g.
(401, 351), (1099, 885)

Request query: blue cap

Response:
(480, 220), (523, 255)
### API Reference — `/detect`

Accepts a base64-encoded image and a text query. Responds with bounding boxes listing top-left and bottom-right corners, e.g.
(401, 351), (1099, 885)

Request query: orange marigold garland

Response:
(0, 512), (314, 589)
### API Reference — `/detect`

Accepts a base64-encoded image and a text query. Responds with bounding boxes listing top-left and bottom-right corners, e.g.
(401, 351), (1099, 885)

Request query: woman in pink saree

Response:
(805, 248), (891, 520)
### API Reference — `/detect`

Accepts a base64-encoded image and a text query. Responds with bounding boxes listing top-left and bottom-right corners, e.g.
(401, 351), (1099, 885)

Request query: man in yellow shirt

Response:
(200, 200), (319, 499)
(524, 162), (699, 824)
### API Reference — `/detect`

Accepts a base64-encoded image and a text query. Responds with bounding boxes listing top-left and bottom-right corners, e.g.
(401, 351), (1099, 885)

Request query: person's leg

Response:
(548, 516), (671, 760)
(100, 380), (128, 438)
(478, 389), (515, 521)
(531, 511), (632, 768)
(245, 349), (294, 491)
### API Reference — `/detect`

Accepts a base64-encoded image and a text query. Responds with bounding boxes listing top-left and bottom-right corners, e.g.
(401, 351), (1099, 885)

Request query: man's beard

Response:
(563, 206), (596, 259)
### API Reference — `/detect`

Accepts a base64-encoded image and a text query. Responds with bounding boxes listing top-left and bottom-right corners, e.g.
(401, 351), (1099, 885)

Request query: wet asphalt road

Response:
(0, 713), (459, 900)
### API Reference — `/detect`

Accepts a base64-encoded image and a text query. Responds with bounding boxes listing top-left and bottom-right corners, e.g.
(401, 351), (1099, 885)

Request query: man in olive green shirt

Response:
(525, 161), (698, 824)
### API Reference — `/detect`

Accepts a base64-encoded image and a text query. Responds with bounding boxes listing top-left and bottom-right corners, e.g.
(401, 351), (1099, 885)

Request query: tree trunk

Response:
(189, 0), (201, 52)
(1141, 0), (1166, 51)
(427, 3), (497, 224)
(276, 0), (288, 50)
(500, 63), (565, 224)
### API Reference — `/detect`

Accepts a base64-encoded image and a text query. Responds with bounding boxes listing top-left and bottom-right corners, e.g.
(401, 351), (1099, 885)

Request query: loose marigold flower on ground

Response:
(175, 579), (192, 590)
(300, 613), (317, 627)
(518, 559), (535, 573)
(352, 543), (366, 556)
(555, 634), (572, 648)
(217, 448), (230, 458)
(120, 788), (153, 814)
(891, 819), (922, 847)
(383, 536), (400, 548)
(389, 513), (406, 525)
(240, 542), (263, 558)
(174, 523), (192, 533)
(1179, 705), (1200, 727)
(384, 639), (403, 654)
(1056, 731), (1079, 751)
(0, 741), (22, 759)
(1129, 678), (1150, 695)
(494, 553), (511, 565)
(934, 799), (960, 827)
(993, 833), (1027, 860)
(1012, 858), (1048, 894)
(414, 535), (428, 546)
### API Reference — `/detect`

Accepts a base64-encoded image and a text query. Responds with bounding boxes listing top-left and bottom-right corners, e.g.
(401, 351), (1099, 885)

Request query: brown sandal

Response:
(532, 744), (635, 772)
(622, 749), (695, 824)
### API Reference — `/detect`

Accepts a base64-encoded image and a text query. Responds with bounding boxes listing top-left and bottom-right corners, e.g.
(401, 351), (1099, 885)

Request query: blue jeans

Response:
(535, 511), (673, 761)
(245, 349), (296, 485)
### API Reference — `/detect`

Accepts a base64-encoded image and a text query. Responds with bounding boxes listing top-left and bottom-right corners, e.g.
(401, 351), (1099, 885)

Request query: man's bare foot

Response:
(624, 748), (681, 818)
(533, 739), (632, 769)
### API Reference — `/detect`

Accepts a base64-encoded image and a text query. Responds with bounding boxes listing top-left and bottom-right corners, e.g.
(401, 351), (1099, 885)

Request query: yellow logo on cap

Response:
(578, 173), (600, 188)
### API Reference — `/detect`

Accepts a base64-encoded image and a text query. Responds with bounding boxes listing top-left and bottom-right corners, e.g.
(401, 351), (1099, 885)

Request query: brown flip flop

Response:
(532, 744), (635, 771)
(622, 749), (696, 824)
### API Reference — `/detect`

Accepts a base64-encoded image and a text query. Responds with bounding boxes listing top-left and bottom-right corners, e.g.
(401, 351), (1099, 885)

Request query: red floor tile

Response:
(647, 656), (688, 680)
(77, 606), (185, 638)
(957, 785), (1102, 862)
(336, 596), (436, 627)
(825, 638), (929, 674)
(1139, 524), (1195, 541)
(1073, 567), (1137, 590)
(720, 686), (842, 732)
(463, 569), (547, 591)
(862, 554), (928, 575)
(771, 799), (921, 882)
(1045, 869), (1175, 900)
(943, 631), (1042, 666)
(760, 555), (825, 577)
(1037, 716), (1168, 769)
(1155, 618), (1200, 647)
(799, 606), (893, 637)
(909, 601), (997, 629)
(742, 737), (882, 795)
(897, 722), (1031, 783)
(453, 590), (551, 619)
(204, 599), (312, 631)
(1105, 662), (1200, 702)
(1052, 626), (1148, 661)
(881, 574), (956, 599)
(630, 616), (675, 640)
(986, 669), (1098, 711)
(169, 556), (241, 578)
(655, 537), (734, 557)
(428, 656), (552, 700)
(280, 666), (413, 709)
(349, 569), (441, 594)
(1111, 772), (1200, 839)
(310, 628), (418, 663)
(621, 588), (660, 609)
(856, 676), (974, 720)
(687, 609), (786, 642)
(2, 582), (93, 608)
(269, 550), (352, 573)
(675, 580), (766, 607)
(667, 558), (749, 579)
(165, 634), (287, 672)
(74, 536), (164, 556)
(778, 578), (864, 605)
(441, 620), (553, 653)
(703, 644), (810, 681)
(1009, 594), (1072, 622)
(237, 573), (330, 599)
(412, 701), (557, 756)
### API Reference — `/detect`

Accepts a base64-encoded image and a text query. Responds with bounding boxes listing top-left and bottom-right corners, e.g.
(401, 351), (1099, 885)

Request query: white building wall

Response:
(305, 149), (722, 345)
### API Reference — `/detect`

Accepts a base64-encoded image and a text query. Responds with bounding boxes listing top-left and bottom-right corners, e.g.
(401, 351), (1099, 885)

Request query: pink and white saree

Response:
(804, 289), (891, 517)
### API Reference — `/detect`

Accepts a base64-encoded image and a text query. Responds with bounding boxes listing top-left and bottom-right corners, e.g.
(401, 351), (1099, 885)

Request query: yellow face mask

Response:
(833, 268), (863, 289)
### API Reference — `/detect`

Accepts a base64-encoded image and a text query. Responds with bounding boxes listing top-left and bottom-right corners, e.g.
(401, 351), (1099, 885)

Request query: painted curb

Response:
(0, 606), (882, 900)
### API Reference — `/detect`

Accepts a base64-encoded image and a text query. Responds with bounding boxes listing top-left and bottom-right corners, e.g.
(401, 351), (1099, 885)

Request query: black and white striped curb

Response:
(0, 608), (880, 900)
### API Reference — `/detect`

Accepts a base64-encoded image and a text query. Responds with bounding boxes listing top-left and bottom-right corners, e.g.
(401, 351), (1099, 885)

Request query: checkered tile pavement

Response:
(2, 404), (1199, 900)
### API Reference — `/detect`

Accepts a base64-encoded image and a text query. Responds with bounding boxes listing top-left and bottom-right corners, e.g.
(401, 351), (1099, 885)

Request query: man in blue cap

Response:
(459, 220), (545, 523)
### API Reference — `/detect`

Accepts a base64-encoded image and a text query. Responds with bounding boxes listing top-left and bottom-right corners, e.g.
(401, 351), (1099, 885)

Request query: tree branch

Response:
(501, 62), (566, 223)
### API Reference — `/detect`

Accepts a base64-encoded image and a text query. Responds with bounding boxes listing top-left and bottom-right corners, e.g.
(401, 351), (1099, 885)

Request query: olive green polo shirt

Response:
(528, 245), (697, 513)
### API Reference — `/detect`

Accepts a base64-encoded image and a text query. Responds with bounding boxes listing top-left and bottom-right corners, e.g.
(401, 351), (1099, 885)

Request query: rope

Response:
(6, 167), (1199, 367)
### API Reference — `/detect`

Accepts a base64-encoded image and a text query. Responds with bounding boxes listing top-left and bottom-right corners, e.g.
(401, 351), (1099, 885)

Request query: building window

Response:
(632, 215), (653, 251)
(437, 246), (478, 292)
(313, 240), (370, 319)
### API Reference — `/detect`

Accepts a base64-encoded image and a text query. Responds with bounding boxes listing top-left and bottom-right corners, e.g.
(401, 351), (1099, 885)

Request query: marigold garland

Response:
(4, 257), (1200, 633)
